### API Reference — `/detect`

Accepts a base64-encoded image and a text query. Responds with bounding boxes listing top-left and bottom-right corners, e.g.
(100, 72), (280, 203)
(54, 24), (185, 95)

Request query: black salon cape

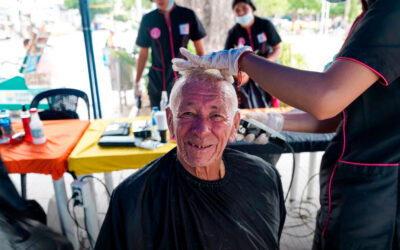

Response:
(95, 148), (285, 250)
(135, 5), (206, 107)
(313, 0), (400, 249)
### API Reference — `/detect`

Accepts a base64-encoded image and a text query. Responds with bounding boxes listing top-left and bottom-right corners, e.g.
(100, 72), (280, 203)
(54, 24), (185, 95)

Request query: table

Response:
(0, 119), (90, 250)
(68, 117), (176, 176)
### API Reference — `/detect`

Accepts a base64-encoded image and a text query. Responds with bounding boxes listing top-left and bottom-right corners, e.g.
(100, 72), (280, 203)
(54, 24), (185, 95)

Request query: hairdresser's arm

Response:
(282, 112), (341, 133)
(239, 54), (379, 120)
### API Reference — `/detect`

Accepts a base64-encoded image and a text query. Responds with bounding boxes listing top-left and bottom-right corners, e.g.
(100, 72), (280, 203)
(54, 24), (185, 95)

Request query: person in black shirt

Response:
(173, 0), (400, 248)
(135, 0), (206, 109)
(95, 70), (286, 250)
(225, 0), (282, 108)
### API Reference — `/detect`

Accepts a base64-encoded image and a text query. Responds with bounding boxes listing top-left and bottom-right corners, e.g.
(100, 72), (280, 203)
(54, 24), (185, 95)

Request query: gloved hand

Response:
(235, 112), (284, 145)
(172, 46), (253, 83)
(134, 80), (145, 97)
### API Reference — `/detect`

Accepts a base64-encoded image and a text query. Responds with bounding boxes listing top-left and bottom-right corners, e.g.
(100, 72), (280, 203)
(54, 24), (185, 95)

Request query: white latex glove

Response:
(235, 112), (284, 145)
(134, 80), (145, 97)
(172, 46), (253, 83)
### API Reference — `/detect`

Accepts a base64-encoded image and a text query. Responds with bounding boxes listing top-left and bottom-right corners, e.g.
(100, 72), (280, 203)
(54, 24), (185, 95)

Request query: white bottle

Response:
(29, 108), (46, 145)
(160, 91), (168, 111)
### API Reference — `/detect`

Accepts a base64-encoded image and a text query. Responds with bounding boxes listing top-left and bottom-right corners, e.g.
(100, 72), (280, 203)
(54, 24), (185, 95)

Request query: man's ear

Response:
(228, 111), (240, 143)
(166, 107), (175, 139)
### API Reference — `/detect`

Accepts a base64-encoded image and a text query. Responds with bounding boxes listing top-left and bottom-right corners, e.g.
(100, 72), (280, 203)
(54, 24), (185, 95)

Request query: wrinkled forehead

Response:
(174, 78), (236, 112)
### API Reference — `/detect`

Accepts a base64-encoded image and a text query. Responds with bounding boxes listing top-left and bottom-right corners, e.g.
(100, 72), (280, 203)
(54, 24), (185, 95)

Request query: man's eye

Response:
(211, 114), (224, 121)
(180, 112), (194, 118)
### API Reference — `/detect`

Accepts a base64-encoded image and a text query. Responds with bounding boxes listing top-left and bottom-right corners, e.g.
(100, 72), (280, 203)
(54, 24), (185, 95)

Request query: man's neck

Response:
(180, 160), (225, 181)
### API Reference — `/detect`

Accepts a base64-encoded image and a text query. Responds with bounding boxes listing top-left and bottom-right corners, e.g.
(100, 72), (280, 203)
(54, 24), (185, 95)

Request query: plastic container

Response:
(151, 107), (160, 141)
(0, 109), (14, 140)
(21, 105), (33, 142)
(160, 91), (168, 111)
(155, 111), (168, 143)
(29, 108), (46, 145)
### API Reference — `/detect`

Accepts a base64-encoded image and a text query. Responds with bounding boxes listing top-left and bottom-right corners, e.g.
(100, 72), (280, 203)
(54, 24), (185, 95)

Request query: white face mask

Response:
(165, 0), (174, 11)
(235, 12), (254, 26)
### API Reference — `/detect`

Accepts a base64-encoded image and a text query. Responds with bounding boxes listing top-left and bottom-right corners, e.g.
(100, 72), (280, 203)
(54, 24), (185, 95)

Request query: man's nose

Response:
(192, 117), (211, 136)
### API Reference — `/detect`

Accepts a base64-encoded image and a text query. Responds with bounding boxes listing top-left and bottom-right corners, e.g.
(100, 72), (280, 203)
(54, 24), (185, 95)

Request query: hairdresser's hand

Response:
(172, 46), (253, 83)
(134, 79), (145, 97)
(235, 112), (284, 145)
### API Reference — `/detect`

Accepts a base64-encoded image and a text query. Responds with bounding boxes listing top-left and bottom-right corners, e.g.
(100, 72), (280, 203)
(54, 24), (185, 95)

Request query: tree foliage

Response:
(121, 0), (152, 10)
(253, 0), (288, 17)
(287, 0), (321, 14)
(63, 0), (114, 19)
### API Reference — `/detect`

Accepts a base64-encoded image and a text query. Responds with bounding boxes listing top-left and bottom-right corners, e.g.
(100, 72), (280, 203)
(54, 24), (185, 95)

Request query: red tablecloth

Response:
(0, 120), (90, 180)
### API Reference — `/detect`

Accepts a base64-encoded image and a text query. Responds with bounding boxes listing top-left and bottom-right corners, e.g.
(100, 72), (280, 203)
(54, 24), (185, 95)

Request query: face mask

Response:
(165, 0), (174, 11)
(235, 12), (254, 26)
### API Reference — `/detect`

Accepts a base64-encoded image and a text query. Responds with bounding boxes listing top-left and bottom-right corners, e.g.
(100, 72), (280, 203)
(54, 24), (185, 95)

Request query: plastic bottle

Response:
(151, 107), (160, 141)
(160, 91), (168, 111)
(0, 109), (14, 140)
(29, 108), (46, 145)
(21, 105), (33, 142)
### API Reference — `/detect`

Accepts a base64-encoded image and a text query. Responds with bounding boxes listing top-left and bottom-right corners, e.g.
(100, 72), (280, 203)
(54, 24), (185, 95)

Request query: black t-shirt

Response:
(95, 148), (286, 250)
(136, 5), (206, 83)
(322, 0), (400, 167)
(224, 16), (281, 57)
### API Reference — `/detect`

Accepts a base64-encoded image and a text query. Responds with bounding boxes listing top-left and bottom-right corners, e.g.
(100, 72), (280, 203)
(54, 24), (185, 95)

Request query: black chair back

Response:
(30, 88), (90, 120)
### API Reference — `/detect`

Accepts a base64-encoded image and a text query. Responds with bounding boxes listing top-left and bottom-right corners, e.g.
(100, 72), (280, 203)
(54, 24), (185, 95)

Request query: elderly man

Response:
(94, 70), (285, 250)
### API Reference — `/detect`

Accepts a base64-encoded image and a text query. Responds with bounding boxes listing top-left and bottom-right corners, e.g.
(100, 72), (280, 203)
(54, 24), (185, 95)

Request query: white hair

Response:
(169, 69), (238, 115)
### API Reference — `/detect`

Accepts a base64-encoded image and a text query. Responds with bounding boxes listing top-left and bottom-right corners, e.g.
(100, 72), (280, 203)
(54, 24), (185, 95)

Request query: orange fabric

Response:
(0, 120), (89, 180)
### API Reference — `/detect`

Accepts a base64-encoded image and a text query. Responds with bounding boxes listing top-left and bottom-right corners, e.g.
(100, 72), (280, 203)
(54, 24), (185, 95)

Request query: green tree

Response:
(253, 0), (289, 17)
(287, 0), (321, 15)
(347, 0), (362, 22)
(63, 0), (114, 20)
(330, 2), (345, 16)
(121, 0), (152, 10)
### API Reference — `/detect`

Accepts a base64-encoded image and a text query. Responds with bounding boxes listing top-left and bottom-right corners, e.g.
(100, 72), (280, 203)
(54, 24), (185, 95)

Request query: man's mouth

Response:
(188, 142), (212, 149)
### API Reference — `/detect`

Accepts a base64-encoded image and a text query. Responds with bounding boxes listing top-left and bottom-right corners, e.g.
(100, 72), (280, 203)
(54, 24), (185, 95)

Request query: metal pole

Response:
(53, 177), (79, 250)
(307, 152), (320, 199)
(79, 0), (102, 119)
(289, 153), (302, 202)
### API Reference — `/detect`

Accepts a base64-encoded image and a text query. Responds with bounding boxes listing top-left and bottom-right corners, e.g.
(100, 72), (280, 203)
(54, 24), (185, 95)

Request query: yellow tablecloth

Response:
(68, 117), (176, 175)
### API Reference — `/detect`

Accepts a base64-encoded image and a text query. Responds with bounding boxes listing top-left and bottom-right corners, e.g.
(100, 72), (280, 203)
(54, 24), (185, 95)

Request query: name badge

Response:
(150, 27), (161, 39)
(238, 37), (246, 46)
(257, 32), (267, 43)
(179, 23), (190, 35)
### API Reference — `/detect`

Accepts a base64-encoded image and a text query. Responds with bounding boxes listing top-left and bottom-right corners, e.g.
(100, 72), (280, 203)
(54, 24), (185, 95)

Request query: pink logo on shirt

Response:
(238, 37), (246, 46)
(150, 27), (161, 39)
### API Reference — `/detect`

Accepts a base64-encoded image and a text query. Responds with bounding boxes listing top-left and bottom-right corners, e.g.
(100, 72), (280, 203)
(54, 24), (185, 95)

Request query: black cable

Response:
(67, 197), (90, 250)
(283, 172), (320, 238)
(72, 203), (91, 250)
(80, 175), (111, 198)
(67, 195), (96, 249)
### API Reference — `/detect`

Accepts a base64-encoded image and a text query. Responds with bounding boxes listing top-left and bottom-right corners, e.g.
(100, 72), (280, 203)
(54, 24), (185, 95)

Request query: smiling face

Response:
(167, 71), (240, 174)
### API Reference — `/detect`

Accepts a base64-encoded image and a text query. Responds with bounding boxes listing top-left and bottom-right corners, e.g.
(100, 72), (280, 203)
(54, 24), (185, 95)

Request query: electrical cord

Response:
(283, 172), (320, 238)
(67, 196), (92, 250)
(80, 175), (111, 198)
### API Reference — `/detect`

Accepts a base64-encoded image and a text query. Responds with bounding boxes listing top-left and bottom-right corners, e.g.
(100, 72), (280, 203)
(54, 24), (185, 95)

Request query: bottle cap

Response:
(30, 108), (38, 114)
(22, 105), (27, 111)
